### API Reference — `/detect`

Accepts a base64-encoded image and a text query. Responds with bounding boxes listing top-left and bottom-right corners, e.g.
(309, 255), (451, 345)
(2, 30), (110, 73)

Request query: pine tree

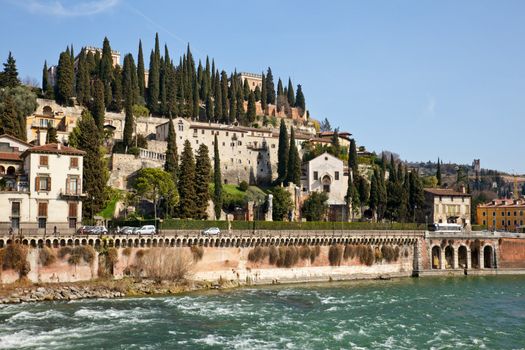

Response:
(436, 158), (442, 186)
(137, 40), (146, 99)
(213, 134), (223, 219)
(178, 140), (197, 218)
(56, 51), (74, 106)
(147, 50), (160, 114)
(287, 78), (295, 106)
(164, 116), (178, 182)
(320, 117), (332, 132)
(277, 119), (289, 184)
(46, 125), (58, 144)
(76, 110), (107, 219)
(0, 94), (18, 136)
(266, 67), (276, 104)
(246, 90), (256, 123)
(286, 127), (301, 186)
(295, 84), (305, 115)
(195, 144), (212, 219)
(348, 138), (358, 177)
(1, 52), (19, 88)
(91, 79), (105, 130)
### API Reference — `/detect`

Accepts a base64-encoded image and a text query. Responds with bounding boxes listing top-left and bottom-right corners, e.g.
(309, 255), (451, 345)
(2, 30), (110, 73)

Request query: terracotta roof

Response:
(478, 199), (525, 208)
(0, 152), (21, 161)
(0, 134), (32, 147)
(318, 131), (353, 139)
(22, 143), (85, 157)
(424, 188), (470, 197)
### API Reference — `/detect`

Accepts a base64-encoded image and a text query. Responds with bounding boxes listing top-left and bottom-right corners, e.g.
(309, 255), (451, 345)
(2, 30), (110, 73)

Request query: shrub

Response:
(328, 245), (343, 266)
(122, 247), (132, 256)
(343, 244), (355, 260)
(283, 246), (299, 267)
(238, 181), (249, 191)
(190, 246), (204, 262)
(404, 248), (410, 258)
(374, 246), (383, 262)
(135, 249), (145, 259)
(310, 245), (321, 263)
(299, 245), (311, 260)
(1, 243), (30, 277)
(66, 246), (96, 266)
(381, 245), (400, 263)
(247, 246), (268, 263)
(107, 248), (119, 266)
(39, 246), (56, 267)
(356, 245), (375, 266)
(58, 246), (72, 259)
(80, 246), (96, 264)
(137, 248), (193, 282)
(268, 245), (279, 265)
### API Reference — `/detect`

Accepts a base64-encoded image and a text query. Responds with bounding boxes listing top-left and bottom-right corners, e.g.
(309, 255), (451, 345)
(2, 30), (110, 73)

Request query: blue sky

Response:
(1, 0), (524, 173)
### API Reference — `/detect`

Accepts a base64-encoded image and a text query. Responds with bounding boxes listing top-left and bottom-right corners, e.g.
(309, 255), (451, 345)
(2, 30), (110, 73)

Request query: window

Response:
(508, 211), (511, 216)
(67, 176), (79, 195)
(502, 212), (505, 217)
(313, 171), (318, 180)
(482, 212), (486, 216)
(514, 211), (517, 217)
(201, 130), (205, 134)
(502, 220), (505, 226)
(70, 157), (79, 168)
(178, 122), (184, 131)
(335, 171), (340, 181)
(38, 218), (47, 229)
(492, 212), (496, 217)
(69, 218), (77, 229)
(36, 176), (51, 192)
(69, 202), (78, 217)
(38, 202), (48, 217)
(482, 220), (486, 225)
(40, 156), (48, 166)
(11, 202), (20, 229)
(226, 132), (229, 136)
(508, 220), (511, 226)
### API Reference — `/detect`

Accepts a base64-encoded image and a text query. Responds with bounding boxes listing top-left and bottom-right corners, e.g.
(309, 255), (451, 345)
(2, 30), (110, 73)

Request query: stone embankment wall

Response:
(498, 238), (525, 268)
(0, 243), (415, 285)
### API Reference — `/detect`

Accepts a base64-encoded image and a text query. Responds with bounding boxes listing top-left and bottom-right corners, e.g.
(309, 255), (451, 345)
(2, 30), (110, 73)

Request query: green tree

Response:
(287, 78), (295, 106)
(213, 135), (223, 219)
(276, 78), (284, 112)
(109, 65), (123, 112)
(409, 170), (425, 222)
(271, 187), (293, 221)
(295, 84), (305, 115)
(277, 119), (289, 184)
(246, 90), (256, 123)
(123, 99), (134, 148)
(164, 116), (178, 182)
(137, 39), (146, 100)
(357, 175), (370, 210)
(330, 128), (341, 157)
(220, 71), (229, 123)
(99, 37), (114, 106)
(213, 73), (222, 121)
(205, 95), (214, 122)
(147, 50), (160, 114)
(286, 127), (301, 186)
(436, 158), (442, 186)
(75, 110), (107, 219)
(195, 144), (212, 219)
(302, 192), (328, 221)
(90, 79), (105, 130)
(320, 117), (332, 132)
(369, 170), (379, 220)
(56, 51), (74, 106)
(42, 61), (53, 99)
(75, 51), (90, 105)
(134, 168), (178, 220)
(0, 94), (19, 137)
(348, 138), (358, 175)
(254, 85), (261, 101)
(266, 67), (275, 104)
(1, 52), (19, 88)
(260, 73), (267, 113)
(0, 86), (37, 140)
(178, 140), (197, 218)
(46, 125), (58, 144)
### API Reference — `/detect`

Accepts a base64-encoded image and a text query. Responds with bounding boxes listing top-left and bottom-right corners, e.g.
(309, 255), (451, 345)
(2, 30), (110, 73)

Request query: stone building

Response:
(239, 72), (262, 91)
(424, 188), (471, 228)
(301, 152), (349, 221)
(25, 101), (80, 145)
(476, 198), (525, 231)
(0, 135), (85, 234)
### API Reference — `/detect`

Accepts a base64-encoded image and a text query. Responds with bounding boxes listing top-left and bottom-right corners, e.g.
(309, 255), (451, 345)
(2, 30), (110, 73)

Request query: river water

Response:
(1, 276), (524, 349)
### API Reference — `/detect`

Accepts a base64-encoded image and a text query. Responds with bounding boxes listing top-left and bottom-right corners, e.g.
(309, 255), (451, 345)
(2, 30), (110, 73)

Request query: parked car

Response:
(135, 225), (156, 235)
(118, 226), (137, 235)
(202, 227), (221, 236)
(77, 226), (93, 234)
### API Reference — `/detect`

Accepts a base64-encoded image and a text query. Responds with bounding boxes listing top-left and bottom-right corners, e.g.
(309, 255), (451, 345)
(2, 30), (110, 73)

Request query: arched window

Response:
(6, 166), (15, 176)
(322, 175), (331, 193)
(177, 121), (184, 132)
(0, 166), (5, 175)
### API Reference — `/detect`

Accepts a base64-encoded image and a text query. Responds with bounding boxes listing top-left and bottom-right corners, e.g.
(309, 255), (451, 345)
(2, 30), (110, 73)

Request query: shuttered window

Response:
(70, 157), (79, 168)
(38, 202), (48, 217)
(36, 176), (51, 191)
(68, 202), (78, 217)
(40, 156), (48, 166)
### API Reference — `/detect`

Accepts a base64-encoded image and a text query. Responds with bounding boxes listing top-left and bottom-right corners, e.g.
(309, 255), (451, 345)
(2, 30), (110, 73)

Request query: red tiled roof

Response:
(0, 152), (21, 161)
(22, 143), (85, 157)
(424, 188), (470, 197)
(0, 134), (32, 147)
(478, 198), (525, 208)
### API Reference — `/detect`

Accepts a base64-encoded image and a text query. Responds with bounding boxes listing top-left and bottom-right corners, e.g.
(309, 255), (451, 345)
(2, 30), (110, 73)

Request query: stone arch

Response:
(115, 239), (120, 247)
(6, 166), (15, 176)
(471, 245), (480, 269)
(88, 239), (94, 246)
(53, 239), (59, 248)
(45, 239), (51, 247)
(484, 245), (494, 268)
(60, 239), (66, 247)
(444, 245), (454, 269)
(81, 239), (87, 246)
(0, 165), (5, 175)
(431, 246), (441, 269)
(458, 245), (468, 268)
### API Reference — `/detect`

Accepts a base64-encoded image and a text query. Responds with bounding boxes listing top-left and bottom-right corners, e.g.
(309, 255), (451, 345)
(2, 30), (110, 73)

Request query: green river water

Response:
(0, 275), (524, 349)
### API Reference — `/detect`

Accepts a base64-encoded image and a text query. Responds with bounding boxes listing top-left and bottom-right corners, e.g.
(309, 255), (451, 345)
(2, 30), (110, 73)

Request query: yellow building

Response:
(25, 104), (78, 145)
(477, 198), (525, 231)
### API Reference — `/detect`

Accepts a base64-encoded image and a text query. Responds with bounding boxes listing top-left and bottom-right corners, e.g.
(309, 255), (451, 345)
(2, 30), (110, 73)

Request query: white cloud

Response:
(15, 0), (119, 17)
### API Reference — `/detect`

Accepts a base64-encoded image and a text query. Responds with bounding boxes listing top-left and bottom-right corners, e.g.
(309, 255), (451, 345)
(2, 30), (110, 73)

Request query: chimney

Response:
(460, 185), (466, 194)
(57, 143), (61, 150)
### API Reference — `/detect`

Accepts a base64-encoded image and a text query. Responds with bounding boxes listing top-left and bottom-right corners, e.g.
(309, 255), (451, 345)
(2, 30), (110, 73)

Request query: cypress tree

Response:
(42, 61), (53, 99)
(99, 37), (114, 106)
(91, 79), (105, 130)
(178, 140), (197, 219)
(192, 76), (200, 120)
(247, 90), (256, 123)
(229, 91), (236, 123)
(346, 173), (360, 218)
(357, 175), (370, 211)
(110, 65), (123, 112)
(348, 139), (358, 176)
(76, 110), (107, 219)
(159, 57), (167, 116)
(56, 51), (74, 106)
(436, 158), (442, 186)
(331, 128), (341, 157)
(266, 67), (275, 105)
(1, 52), (19, 88)
(220, 71), (228, 123)
(243, 78), (250, 100)
(195, 144), (212, 219)
(75, 51), (90, 105)
(277, 119), (289, 184)
(378, 168), (388, 220)
(205, 95), (214, 122)
(214, 71), (222, 121)
(261, 73), (267, 113)
(164, 116), (178, 182)
(137, 40), (145, 99)
(286, 127), (301, 186)
(369, 170), (379, 220)
(213, 134), (223, 219)
(295, 84), (305, 115)
(122, 54), (137, 106)
(147, 50), (160, 114)
(254, 85), (261, 101)
(277, 78), (284, 97)
(46, 125), (58, 144)
(287, 78), (295, 106)
(123, 98), (133, 148)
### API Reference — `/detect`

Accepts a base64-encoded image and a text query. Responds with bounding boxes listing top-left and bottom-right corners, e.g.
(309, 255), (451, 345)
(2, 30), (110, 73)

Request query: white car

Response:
(202, 227), (221, 236)
(135, 225), (156, 235)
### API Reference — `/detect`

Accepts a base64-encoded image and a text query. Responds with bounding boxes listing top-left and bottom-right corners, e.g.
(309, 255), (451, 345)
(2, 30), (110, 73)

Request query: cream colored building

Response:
(0, 135), (85, 234)
(424, 188), (471, 228)
(239, 72), (262, 91)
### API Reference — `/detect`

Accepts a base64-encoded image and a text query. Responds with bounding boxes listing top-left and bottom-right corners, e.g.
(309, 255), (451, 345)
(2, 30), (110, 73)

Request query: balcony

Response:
(247, 142), (267, 151)
(59, 190), (87, 199)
